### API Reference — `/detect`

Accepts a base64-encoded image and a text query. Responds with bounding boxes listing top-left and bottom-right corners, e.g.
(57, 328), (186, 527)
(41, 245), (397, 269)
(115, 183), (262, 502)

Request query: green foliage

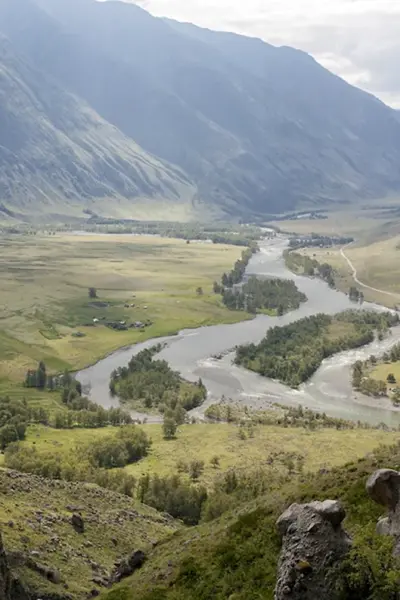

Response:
(85, 426), (151, 468)
(3, 427), (147, 497)
(110, 347), (207, 414)
(284, 250), (336, 287)
(220, 246), (258, 289)
(236, 310), (398, 387)
(91, 222), (264, 246)
(338, 524), (399, 600)
(352, 343), (400, 400)
(222, 275), (307, 314)
(137, 473), (208, 525)
(163, 416), (178, 440)
(188, 460), (205, 481)
(103, 442), (400, 600)
(0, 396), (29, 449)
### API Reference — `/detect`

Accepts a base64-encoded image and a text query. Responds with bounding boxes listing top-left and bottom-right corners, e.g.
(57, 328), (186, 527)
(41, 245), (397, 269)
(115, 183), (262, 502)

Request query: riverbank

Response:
(0, 233), (253, 402)
(76, 236), (400, 426)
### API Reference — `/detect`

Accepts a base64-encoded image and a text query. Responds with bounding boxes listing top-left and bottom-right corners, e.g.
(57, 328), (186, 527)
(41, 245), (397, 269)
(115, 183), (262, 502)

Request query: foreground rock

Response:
(0, 532), (29, 600)
(274, 500), (351, 600)
(110, 550), (146, 584)
(367, 468), (400, 552)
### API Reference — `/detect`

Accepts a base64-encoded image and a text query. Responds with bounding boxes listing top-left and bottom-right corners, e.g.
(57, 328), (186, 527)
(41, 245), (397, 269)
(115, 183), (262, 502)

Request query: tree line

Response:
(219, 275), (307, 314)
(23, 362), (133, 433)
(284, 250), (335, 288)
(216, 245), (258, 290)
(289, 234), (353, 250)
(235, 310), (399, 388)
(4, 425), (150, 498)
(110, 347), (207, 419)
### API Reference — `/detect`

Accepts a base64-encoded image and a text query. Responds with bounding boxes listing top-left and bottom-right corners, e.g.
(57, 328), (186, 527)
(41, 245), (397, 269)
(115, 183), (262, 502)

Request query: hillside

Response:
(0, 468), (179, 599)
(0, 22), (197, 221)
(0, 0), (400, 219)
(100, 441), (400, 600)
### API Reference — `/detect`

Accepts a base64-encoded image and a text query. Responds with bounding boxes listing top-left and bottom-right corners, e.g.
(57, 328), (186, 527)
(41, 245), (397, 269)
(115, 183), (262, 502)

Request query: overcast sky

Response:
(133, 0), (400, 108)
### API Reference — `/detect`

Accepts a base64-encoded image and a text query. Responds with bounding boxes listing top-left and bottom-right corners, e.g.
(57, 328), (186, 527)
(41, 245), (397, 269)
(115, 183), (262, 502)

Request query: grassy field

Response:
(299, 236), (400, 308)
(0, 233), (247, 397)
(371, 361), (400, 389)
(14, 423), (399, 488)
(269, 199), (400, 241)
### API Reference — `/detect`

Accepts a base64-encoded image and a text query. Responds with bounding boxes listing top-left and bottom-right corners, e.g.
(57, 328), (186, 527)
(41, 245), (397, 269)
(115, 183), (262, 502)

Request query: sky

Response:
(132, 0), (400, 108)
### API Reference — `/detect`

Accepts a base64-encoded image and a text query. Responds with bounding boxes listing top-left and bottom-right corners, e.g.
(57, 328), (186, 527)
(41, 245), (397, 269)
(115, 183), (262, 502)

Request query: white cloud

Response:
(132, 0), (400, 107)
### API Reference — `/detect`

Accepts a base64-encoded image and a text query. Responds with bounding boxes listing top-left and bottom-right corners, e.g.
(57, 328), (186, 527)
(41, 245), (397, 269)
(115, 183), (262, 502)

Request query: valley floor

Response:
(0, 232), (248, 406)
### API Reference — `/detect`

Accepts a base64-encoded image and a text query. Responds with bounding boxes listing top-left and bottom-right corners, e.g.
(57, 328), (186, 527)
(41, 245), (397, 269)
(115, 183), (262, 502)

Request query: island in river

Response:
(77, 236), (400, 427)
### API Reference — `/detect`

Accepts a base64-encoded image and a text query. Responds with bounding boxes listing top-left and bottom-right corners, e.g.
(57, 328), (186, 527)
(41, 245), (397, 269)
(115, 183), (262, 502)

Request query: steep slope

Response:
(0, 469), (179, 599)
(102, 442), (400, 600)
(11, 0), (400, 217)
(0, 27), (197, 220)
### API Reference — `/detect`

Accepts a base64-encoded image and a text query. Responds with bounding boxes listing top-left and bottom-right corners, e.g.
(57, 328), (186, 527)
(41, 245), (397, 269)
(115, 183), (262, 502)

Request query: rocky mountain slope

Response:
(1, 0), (400, 219)
(0, 468), (179, 599)
(0, 6), (197, 221)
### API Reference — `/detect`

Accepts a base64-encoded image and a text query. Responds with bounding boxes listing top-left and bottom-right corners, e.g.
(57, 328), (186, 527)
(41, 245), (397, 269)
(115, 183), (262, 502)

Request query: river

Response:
(77, 236), (400, 426)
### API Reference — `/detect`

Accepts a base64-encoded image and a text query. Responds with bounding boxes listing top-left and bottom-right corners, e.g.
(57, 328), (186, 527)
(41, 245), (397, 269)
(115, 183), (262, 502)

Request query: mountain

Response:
(0, 3), (198, 221)
(1, 0), (400, 219)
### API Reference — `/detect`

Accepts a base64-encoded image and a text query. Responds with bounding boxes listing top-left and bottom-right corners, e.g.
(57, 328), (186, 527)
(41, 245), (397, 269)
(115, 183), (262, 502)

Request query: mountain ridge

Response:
(1, 0), (400, 220)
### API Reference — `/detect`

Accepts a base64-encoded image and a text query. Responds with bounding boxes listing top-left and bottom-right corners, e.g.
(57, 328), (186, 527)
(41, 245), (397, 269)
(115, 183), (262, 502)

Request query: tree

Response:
(0, 425), (19, 450)
(163, 416), (177, 440)
(88, 287), (97, 299)
(213, 281), (222, 294)
(36, 361), (47, 389)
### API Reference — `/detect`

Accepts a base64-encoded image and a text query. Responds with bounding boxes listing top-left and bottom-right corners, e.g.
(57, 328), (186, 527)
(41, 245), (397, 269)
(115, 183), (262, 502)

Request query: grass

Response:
(0, 468), (179, 599)
(0, 233), (247, 393)
(370, 361), (400, 390)
(101, 439), (400, 600)
(17, 423), (399, 488)
(299, 237), (400, 309)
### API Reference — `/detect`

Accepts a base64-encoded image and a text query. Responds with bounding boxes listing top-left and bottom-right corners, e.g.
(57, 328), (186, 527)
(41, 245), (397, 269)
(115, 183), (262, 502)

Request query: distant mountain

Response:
(0, 2), (197, 221)
(0, 0), (400, 220)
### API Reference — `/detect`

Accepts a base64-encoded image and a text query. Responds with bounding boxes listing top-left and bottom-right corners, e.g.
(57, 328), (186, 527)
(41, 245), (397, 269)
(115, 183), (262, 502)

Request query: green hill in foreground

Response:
(0, 469), (179, 598)
(102, 440), (400, 600)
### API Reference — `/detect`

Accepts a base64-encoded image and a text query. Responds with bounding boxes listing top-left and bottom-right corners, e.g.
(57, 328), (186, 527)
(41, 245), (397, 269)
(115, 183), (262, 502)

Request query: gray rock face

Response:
(275, 500), (351, 600)
(367, 468), (400, 548)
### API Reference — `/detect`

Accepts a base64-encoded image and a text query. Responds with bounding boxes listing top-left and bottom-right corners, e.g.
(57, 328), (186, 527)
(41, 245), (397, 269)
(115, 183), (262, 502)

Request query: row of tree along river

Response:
(77, 236), (400, 426)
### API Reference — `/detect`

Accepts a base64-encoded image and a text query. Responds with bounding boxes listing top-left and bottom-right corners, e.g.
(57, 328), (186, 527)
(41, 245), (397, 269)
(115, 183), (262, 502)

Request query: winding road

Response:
(340, 245), (400, 300)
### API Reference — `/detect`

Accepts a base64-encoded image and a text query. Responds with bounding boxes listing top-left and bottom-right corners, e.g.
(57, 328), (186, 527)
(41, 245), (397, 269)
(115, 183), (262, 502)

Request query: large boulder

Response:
(367, 468), (400, 549)
(71, 514), (85, 534)
(109, 550), (146, 584)
(275, 500), (351, 600)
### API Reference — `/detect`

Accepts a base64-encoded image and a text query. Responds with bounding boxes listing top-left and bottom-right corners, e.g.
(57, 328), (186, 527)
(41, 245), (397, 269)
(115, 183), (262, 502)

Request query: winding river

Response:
(77, 237), (400, 426)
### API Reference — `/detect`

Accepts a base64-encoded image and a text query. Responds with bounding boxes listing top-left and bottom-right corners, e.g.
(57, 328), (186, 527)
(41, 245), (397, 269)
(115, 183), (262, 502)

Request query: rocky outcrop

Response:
(71, 514), (85, 534)
(109, 550), (146, 584)
(274, 500), (351, 600)
(0, 532), (29, 600)
(367, 468), (400, 553)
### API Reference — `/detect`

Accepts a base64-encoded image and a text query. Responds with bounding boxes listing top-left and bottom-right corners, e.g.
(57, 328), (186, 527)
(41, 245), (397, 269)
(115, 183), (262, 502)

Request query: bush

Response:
(86, 426), (151, 468)
(189, 460), (205, 481)
(138, 474), (208, 525)
(163, 417), (177, 440)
